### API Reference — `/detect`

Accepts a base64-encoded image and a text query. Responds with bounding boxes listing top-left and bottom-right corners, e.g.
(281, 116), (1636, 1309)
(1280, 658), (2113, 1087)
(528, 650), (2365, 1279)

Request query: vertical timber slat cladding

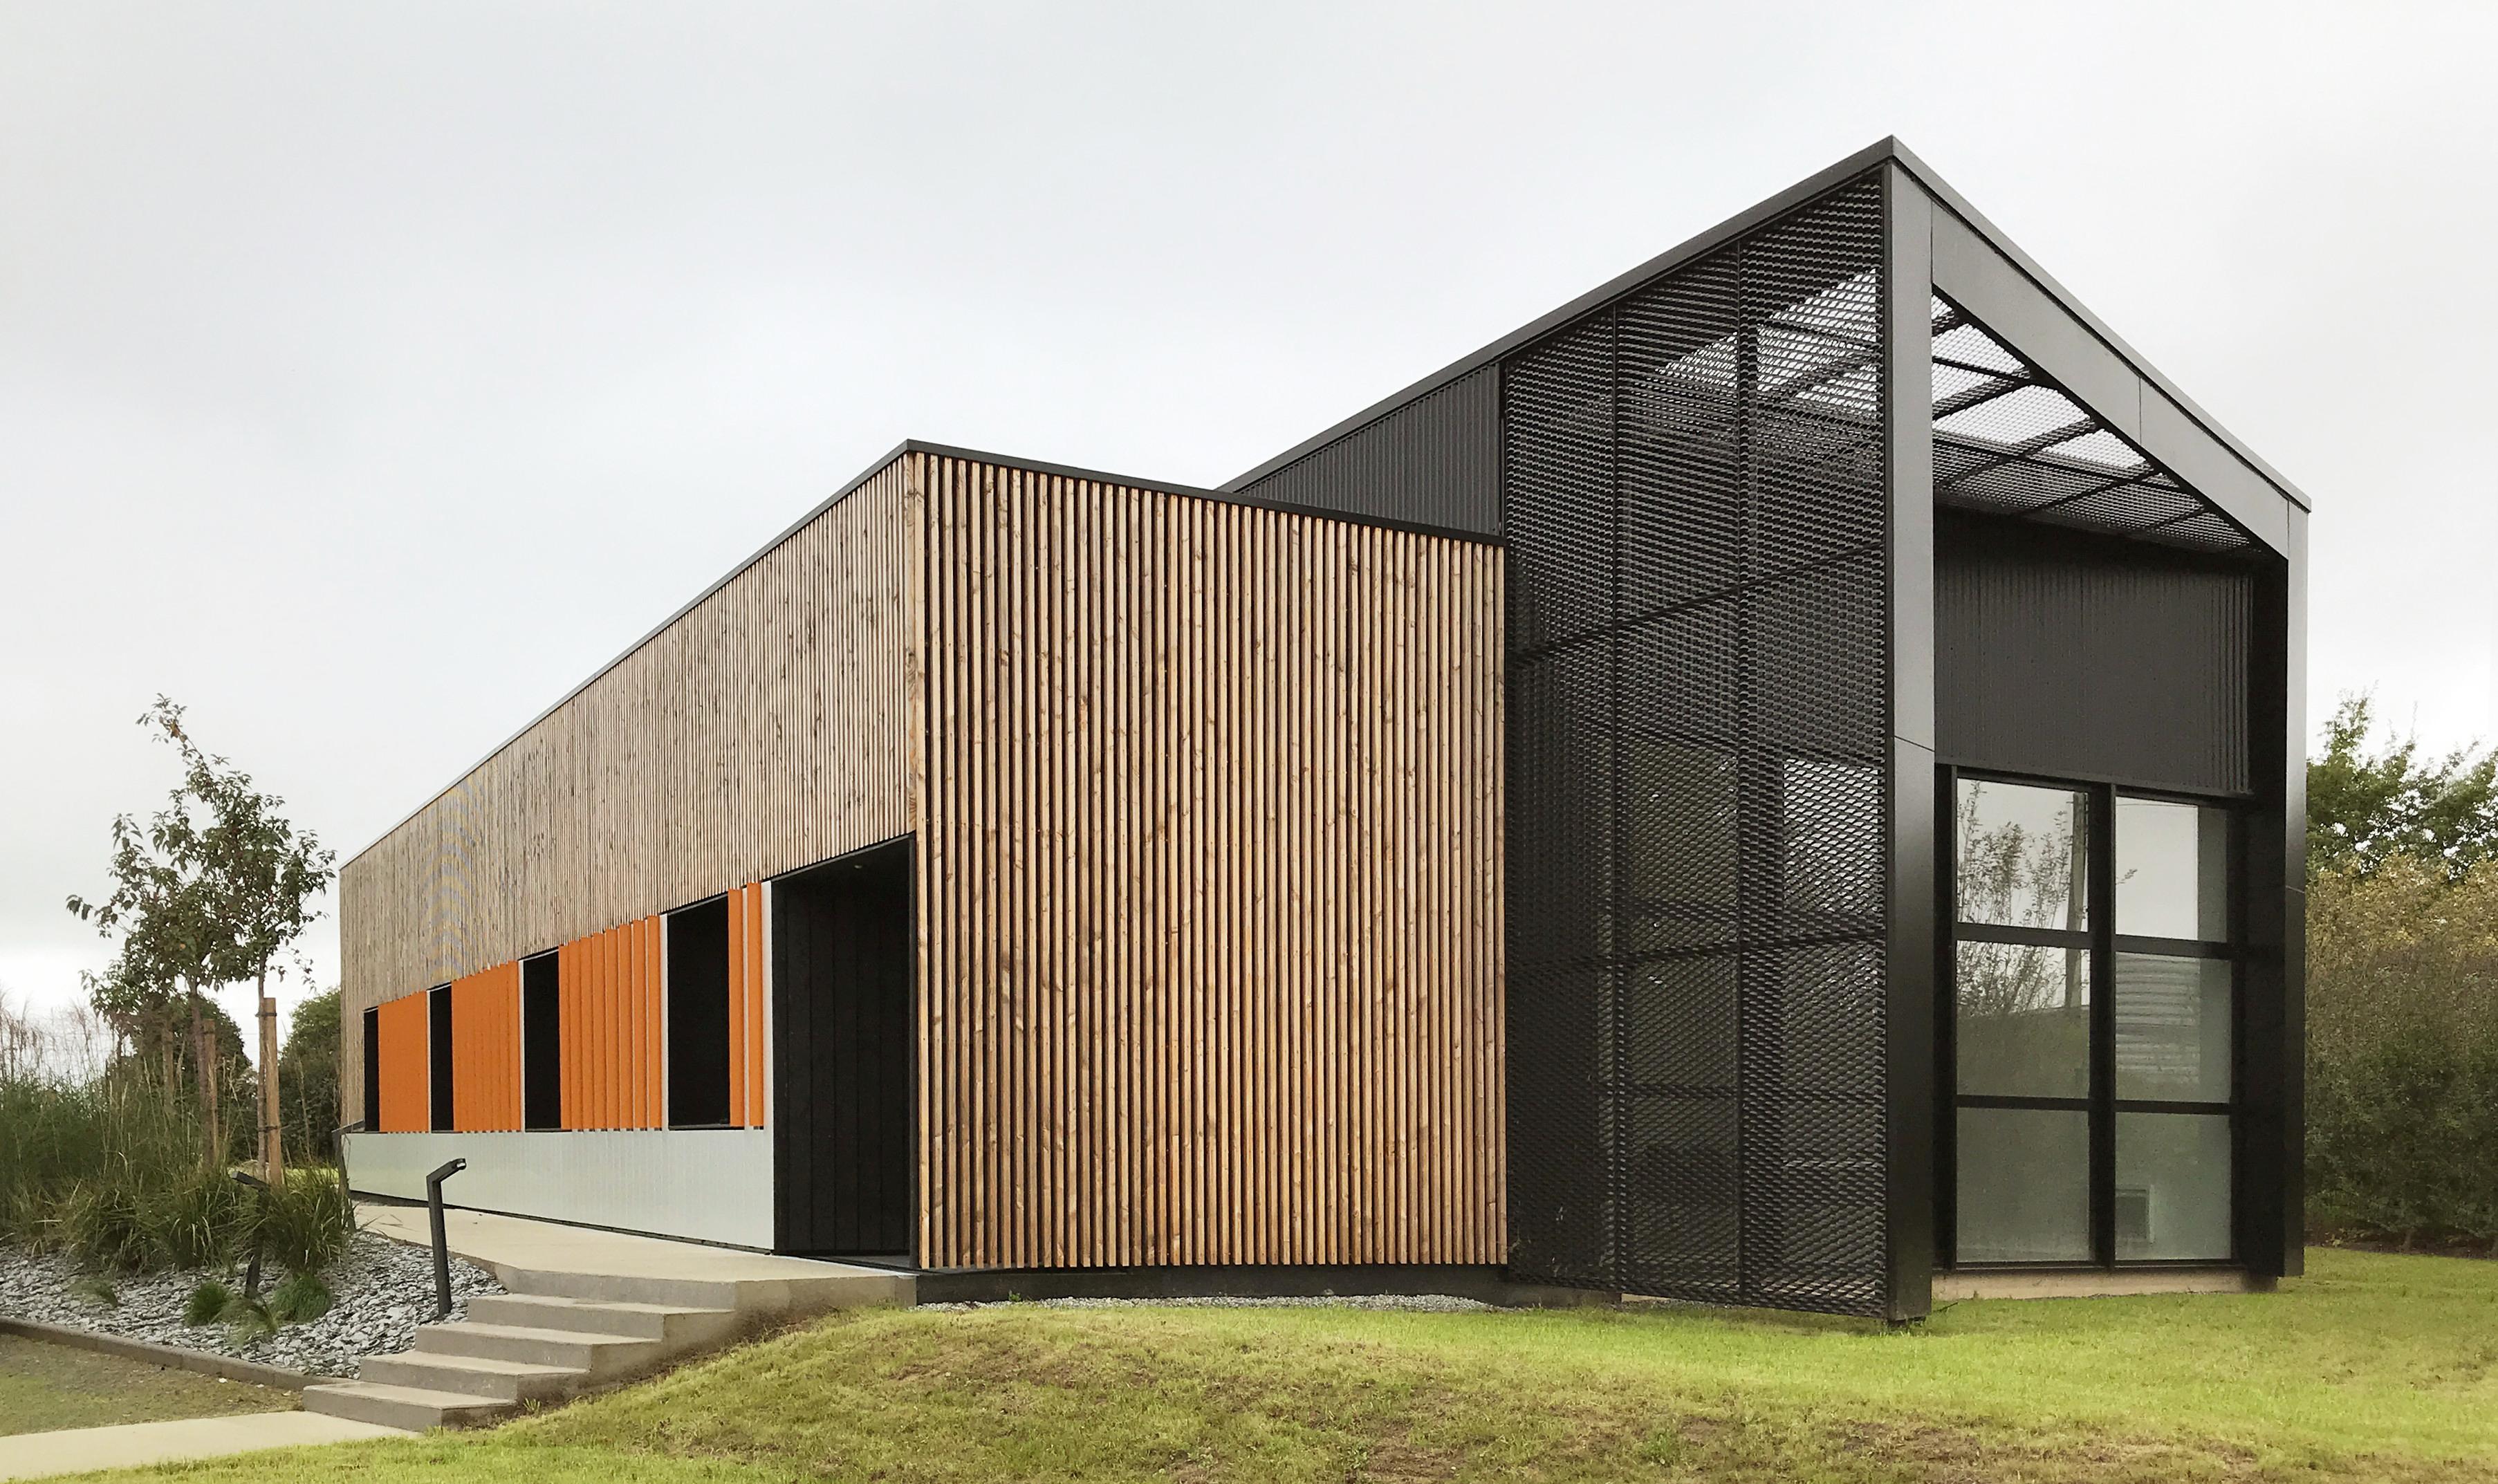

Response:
(450, 962), (522, 1131)
(374, 993), (430, 1133)
(912, 452), (1506, 1270)
(338, 461), (914, 1120)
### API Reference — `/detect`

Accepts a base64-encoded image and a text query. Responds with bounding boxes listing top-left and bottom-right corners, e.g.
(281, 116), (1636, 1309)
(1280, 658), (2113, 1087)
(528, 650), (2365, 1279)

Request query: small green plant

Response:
(69, 1274), (119, 1308)
(223, 1296), (277, 1346)
(268, 1270), (333, 1324)
(183, 1277), (236, 1327)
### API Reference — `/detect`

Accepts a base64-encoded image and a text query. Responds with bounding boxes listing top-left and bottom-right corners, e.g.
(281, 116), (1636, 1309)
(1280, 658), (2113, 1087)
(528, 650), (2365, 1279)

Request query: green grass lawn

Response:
(49, 1248), (2498, 1482)
(0, 1333), (295, 1436)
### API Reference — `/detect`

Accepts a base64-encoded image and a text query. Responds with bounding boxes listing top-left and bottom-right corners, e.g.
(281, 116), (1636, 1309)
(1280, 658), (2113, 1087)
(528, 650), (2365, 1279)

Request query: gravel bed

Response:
(0, 1230), (503, 1378)
(925, 1293), (1496, 1313)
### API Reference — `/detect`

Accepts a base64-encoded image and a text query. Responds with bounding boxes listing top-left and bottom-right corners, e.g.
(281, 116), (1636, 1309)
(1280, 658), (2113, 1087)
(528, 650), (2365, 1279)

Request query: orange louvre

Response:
(725, 882), (767, 1129)
(450, 962), (521, 1131)
(552, 915), (665, 1130)
(374, 992), (430, 1133)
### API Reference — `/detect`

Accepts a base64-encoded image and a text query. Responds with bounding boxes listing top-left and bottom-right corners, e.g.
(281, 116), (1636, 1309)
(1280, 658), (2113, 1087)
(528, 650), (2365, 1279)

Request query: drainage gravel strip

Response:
(0, 1230), (503, 1378)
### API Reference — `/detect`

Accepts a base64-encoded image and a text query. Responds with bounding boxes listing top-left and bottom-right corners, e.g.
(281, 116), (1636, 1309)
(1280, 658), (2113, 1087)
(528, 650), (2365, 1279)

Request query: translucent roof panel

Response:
(1930, 297), (2254, 553)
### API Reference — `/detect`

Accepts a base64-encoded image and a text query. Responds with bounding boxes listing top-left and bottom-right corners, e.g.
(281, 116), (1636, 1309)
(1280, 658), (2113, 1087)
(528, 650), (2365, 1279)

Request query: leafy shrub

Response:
(2308, 855), (2498, 1247)
(268, 1270), (333, 1324)
(183, 1277), (237, 1326)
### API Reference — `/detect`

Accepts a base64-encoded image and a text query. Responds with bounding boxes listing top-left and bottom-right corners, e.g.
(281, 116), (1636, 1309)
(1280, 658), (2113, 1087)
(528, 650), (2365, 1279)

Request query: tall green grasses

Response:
(0, 1070), (356, 1274)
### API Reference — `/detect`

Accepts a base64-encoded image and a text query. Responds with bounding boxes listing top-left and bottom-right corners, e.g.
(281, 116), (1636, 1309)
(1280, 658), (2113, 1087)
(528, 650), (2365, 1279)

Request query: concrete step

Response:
(494, 1263), (913, 1315)
(465, 1292), (740, 1346)
(360, 1349), (586, 1402)
(302, 1379), (515, 1431)
(414, 1319), (663, 1376)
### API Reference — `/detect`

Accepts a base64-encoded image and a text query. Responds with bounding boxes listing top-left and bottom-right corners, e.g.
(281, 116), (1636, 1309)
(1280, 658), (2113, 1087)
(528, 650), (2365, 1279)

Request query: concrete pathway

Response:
(0, 1411), (406, 1481)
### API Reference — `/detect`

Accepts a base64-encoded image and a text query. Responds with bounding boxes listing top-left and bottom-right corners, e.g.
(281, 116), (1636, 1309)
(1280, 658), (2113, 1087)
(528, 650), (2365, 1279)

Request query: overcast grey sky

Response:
(6, 1), (2494, 1045)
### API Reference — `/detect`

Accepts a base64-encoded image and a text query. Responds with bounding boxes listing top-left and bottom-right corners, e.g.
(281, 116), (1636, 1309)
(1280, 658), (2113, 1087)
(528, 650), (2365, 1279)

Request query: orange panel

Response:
(595, 927), (613, 1130)
(375, 992), (429, 1133)
(450, 963), (521, 1131)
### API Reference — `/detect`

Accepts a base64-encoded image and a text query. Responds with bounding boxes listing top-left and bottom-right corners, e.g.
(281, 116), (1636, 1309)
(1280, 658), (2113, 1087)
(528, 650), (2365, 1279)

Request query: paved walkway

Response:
(0, 1411), (405, 1481)
(358, 1202), (877, 1285)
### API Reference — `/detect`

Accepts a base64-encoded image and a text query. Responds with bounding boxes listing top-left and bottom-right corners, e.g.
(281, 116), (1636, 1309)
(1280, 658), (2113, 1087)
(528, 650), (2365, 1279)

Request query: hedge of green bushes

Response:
(2307, 856), (2498, 1248)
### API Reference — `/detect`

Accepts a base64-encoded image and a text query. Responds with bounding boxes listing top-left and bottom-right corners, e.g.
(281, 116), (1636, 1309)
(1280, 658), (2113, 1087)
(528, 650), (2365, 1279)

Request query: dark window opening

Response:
(667, 897), (732, 1129)
(360, 1005), (380, 1130)
(775, 836), (914, 1258)
(427, 984), (454, 1133)
(522, 953), (562, 1131)
(1944, 772), (2239, 1270)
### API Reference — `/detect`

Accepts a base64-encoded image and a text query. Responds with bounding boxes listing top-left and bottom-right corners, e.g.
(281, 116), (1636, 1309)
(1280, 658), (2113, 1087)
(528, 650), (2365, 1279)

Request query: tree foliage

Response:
(2309, 694), (2498, 881)
(278, 987), (340, 1165)
(66, 698), (334, 1169)
(2306, 854), (2498, 1245)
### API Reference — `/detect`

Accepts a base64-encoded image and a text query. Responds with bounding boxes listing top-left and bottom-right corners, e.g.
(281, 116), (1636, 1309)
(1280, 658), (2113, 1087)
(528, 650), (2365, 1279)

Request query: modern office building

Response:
(341, 138), (2305, 1320)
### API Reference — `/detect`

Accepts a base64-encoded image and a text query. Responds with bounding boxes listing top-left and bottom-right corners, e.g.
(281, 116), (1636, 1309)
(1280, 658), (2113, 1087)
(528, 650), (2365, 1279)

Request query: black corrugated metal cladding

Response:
(1235, 367), (1503, 537)
(1935, 510), (2252, 797)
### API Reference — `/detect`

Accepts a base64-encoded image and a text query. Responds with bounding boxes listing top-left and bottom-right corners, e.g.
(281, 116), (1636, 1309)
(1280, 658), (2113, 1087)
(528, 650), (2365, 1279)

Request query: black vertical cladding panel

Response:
(772, 837), (914, 1257)
(1504, 174), (1893, 1317)
(361, 1006), (381, 1130)
(666, 898), (732, 1128)
(521, 954), (562, 1132)
(1234, 367), (1503, 536)
(427, 985), (453, 1133)
(1933, 510), (2254, 796)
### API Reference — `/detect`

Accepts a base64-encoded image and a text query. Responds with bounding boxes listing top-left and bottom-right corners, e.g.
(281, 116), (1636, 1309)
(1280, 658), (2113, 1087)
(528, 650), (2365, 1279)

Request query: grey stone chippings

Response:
(0, 1230), (502, 1377)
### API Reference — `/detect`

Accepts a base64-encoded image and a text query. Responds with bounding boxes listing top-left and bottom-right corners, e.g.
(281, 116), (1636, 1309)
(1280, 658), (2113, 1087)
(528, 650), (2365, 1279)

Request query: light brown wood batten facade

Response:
(913, 454), (1506, 1269)
(340, 461), (918, 1120)
(343, 445), (1504, 1271)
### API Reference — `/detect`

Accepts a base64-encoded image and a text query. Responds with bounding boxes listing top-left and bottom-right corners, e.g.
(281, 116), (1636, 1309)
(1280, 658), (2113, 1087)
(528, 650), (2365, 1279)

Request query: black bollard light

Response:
(424, 1158), (467, 1322)
(229, 1171), (269, 1301)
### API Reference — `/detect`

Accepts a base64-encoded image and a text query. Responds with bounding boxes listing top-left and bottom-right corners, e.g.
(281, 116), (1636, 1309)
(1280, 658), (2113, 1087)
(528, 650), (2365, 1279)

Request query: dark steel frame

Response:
(1224, 141), (2307, 1319)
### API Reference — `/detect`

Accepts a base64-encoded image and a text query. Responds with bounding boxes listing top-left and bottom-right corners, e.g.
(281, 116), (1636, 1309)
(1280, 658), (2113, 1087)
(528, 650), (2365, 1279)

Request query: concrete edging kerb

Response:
(0, 1316), (313, 1392)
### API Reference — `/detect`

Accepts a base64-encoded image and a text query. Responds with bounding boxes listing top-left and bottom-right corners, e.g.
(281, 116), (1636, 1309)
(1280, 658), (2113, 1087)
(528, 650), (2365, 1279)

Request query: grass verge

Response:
(41, 1248), (2498, 1481)
(0, 1333), (295, 1436)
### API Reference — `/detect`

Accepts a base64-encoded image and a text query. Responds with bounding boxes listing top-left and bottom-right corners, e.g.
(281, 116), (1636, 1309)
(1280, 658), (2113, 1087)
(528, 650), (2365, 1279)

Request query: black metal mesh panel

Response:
(1505, 176), (1891, 1316)
(1930, 297), (2255, 553)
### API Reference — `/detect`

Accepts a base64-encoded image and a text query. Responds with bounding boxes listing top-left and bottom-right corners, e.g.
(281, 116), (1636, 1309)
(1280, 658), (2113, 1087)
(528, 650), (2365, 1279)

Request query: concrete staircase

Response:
(304, 1210), (911, 1431)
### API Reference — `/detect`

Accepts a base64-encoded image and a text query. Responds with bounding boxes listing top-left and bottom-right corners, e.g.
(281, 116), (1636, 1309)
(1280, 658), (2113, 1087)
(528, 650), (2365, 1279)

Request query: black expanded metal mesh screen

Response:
(1505, 176), (1891, 1315)
(1930, 297), (2254, 553)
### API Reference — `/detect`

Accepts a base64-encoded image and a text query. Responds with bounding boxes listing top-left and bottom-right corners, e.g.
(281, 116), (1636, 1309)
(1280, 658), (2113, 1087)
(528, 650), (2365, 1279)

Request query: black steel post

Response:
(424, 1158), (467, 1322)
(230, 1171), (268, 1301)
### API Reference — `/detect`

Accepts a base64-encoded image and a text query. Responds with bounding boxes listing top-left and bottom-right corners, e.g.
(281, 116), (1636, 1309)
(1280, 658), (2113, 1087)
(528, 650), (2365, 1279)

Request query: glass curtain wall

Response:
(1949, 776), (2237, 1265)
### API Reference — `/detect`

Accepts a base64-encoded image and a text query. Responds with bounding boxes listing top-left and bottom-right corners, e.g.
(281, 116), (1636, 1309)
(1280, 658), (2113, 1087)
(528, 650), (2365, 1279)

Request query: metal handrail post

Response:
(423, 1158), (467, 1322)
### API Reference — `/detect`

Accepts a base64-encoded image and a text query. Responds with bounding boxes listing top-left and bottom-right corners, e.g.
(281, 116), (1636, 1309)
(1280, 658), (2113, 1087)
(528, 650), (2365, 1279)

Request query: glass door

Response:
(1945, 773), (2238, 1268)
